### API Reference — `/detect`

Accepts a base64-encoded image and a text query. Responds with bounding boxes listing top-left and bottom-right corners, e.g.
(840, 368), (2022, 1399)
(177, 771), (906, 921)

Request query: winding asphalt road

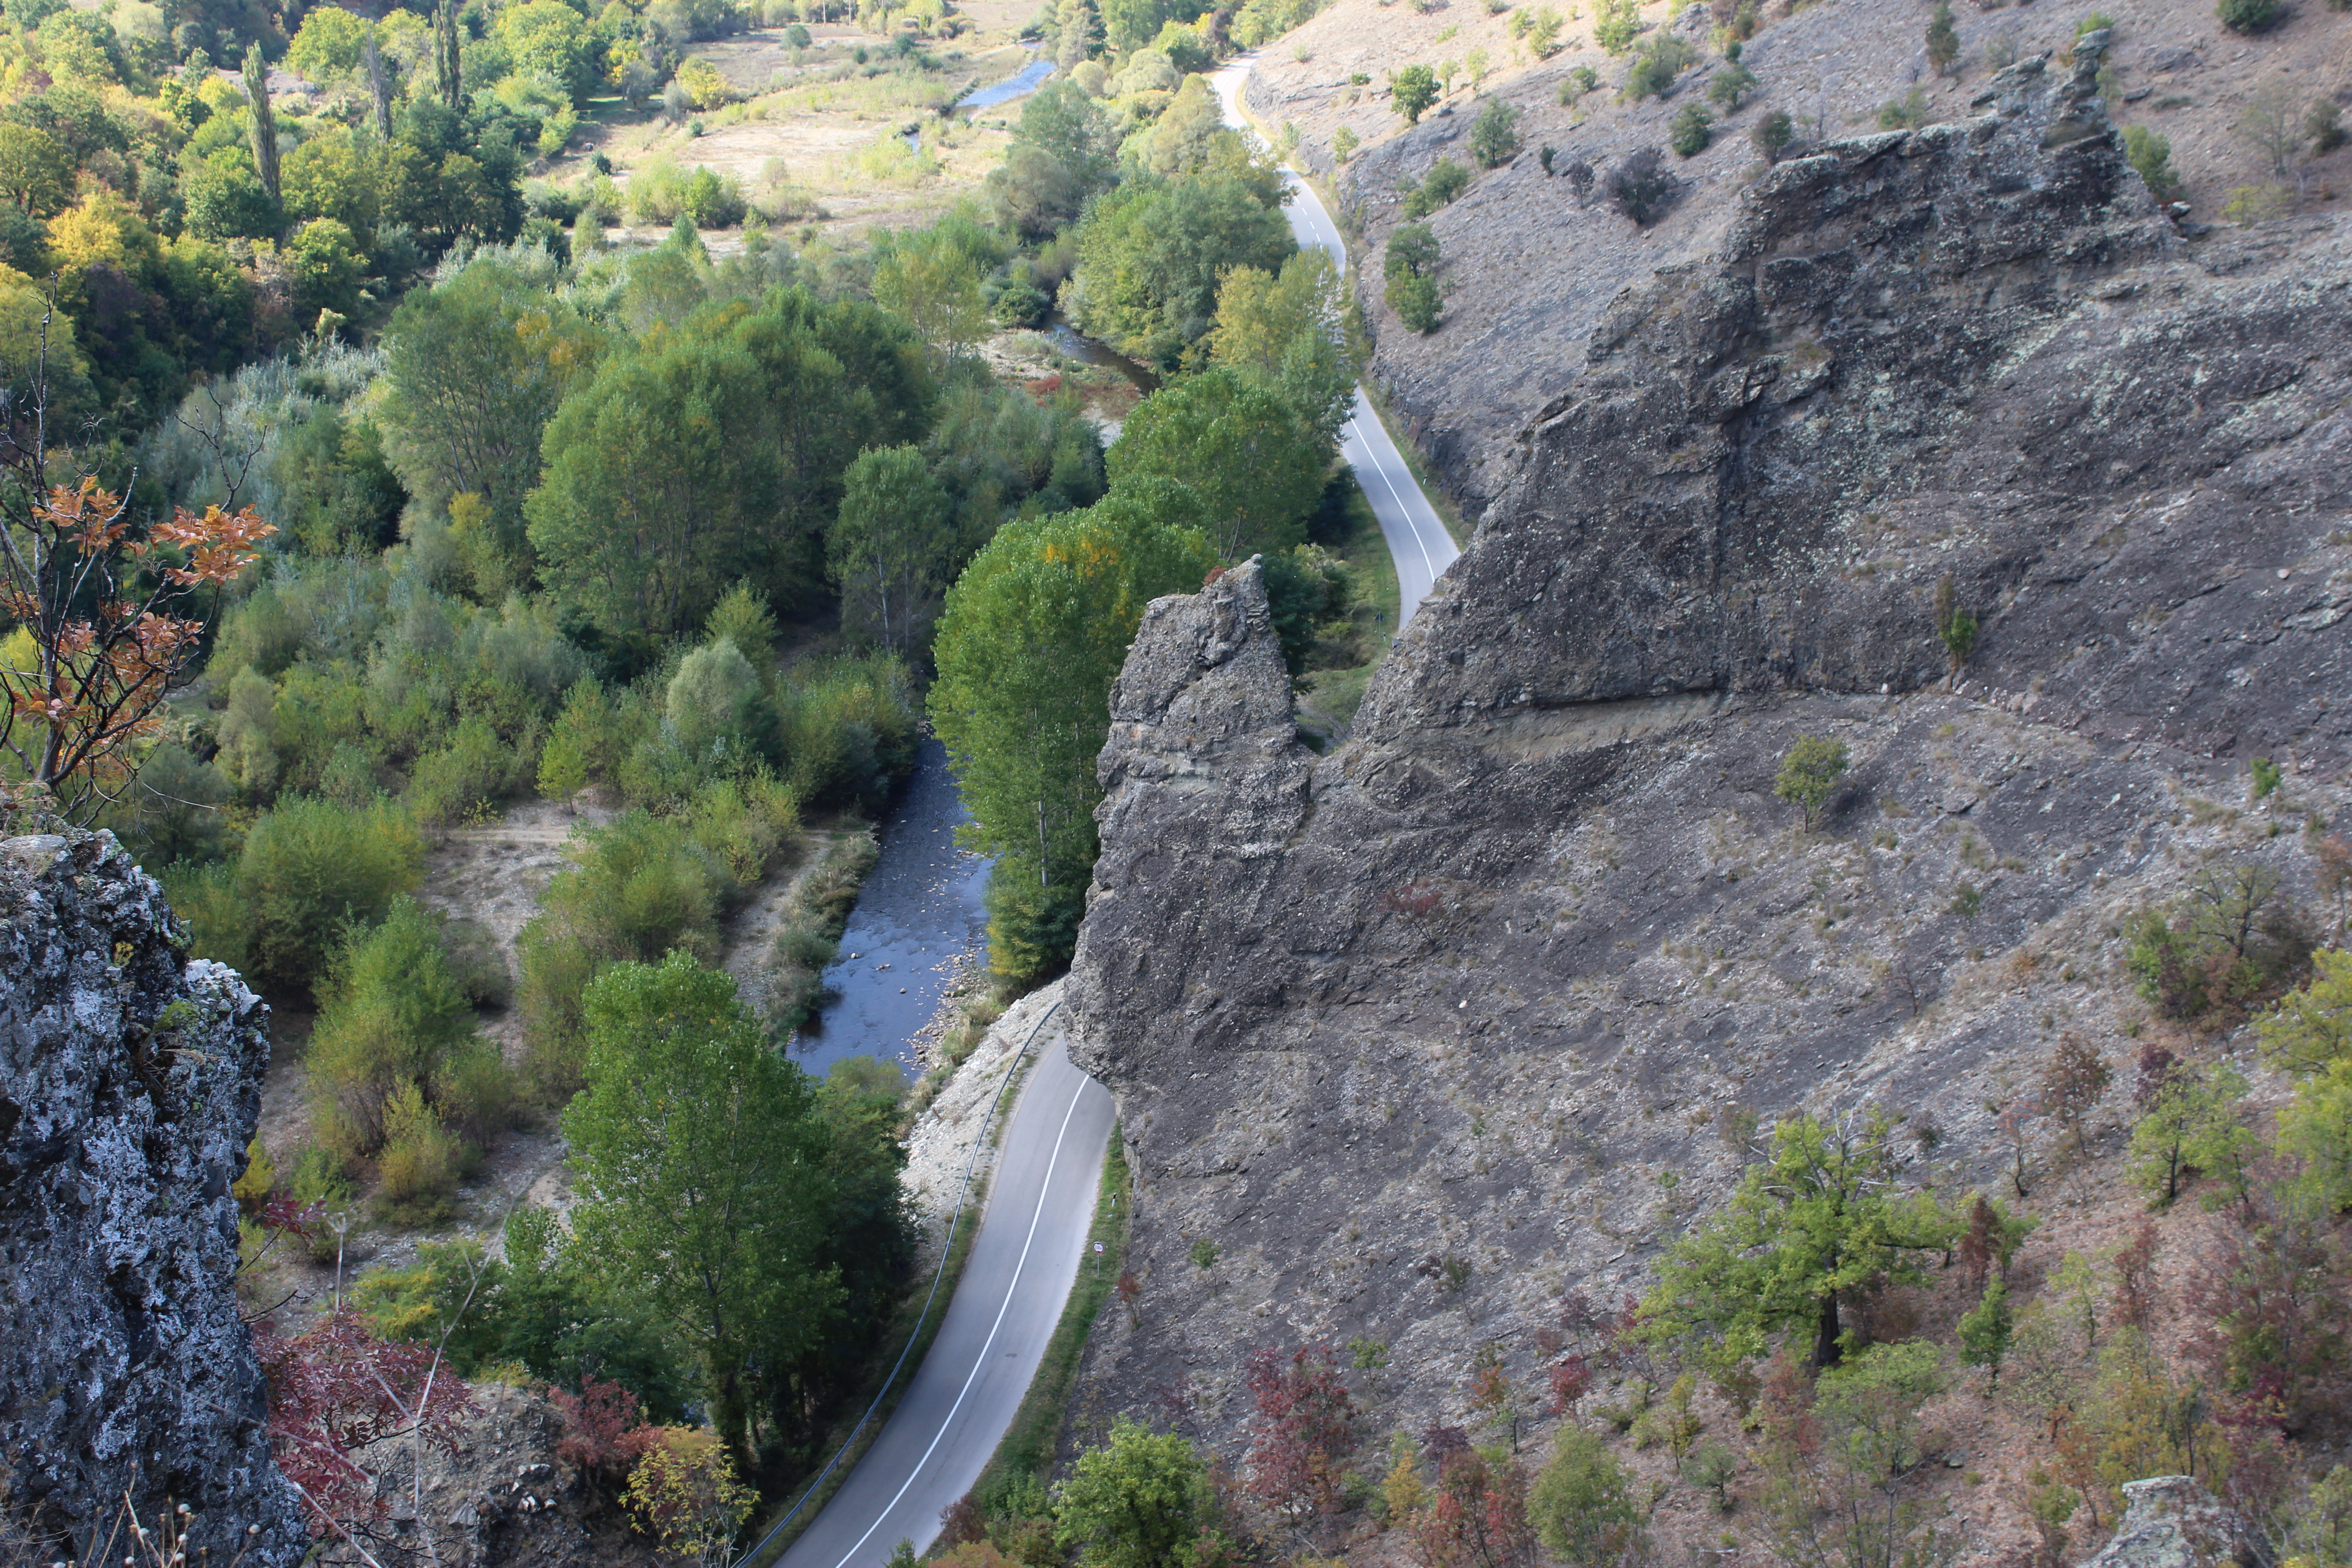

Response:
(770, 1035), (1114, 1568)
(1212, 60), (1464, 627)
(754, 62), (1457, 1568)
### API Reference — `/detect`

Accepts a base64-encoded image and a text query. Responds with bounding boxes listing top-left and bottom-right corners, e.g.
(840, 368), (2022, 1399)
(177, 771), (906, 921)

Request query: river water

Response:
(956, 55), (1054, 111)
(791, 740), (991, 1082)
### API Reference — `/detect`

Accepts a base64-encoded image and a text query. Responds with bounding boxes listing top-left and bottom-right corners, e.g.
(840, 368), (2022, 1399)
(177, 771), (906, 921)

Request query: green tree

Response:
(287, 5), (375, 79)
(1206, 249), (1361, 440)
(497, 0), (598, 102)
(873, 228), (987, 376)
(562, 952), (838, 1466)
(930, 495), (1215, 978)
(527, 322), (785, 643)
(1054, 1420), (1208, 1568)
(1639, 1110), (1955, 1369)
(1470, 95), (1523, 167)
(1101, 0), (1169, 54)
(1107, 367), (1329, 562)
(985, 79), (1119, 238)
(1067, 174), (1295, 367)
(1529, 1426), (1646, 1564)
(829, 444), (956, 657)
(1957, 1276), (2013, 1386)
(2127, 1054), (2254, 1207)
(1925, 0), (1959, 75)
(1593, 0), (1641, 52)
(2259, 948), (2352, 1076)
(306, 897), (480, 1157)
(1762, 1343), (1956, 1568)
(379, 260), (607, 581)
(1774, 735), (1849, 830)
(0, 124), (74, 218)
(241, 45), (280, 205)
(1392, 64), (1439, 124)
(1670, 100), (1714, 156)
(1384, 221), (1443, 334)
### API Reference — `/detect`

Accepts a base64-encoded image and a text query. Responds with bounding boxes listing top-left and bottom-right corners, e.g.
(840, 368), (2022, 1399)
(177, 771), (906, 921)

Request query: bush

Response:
(1706, 59), (1755, 110)
(1623, 34), (1692, 98)
(774, 655), (919, 811)
(1603, 147), (1676, 226)
(984, 858), (1088, 985)
(204, 794), (426, 994)
(1774, 735), (1850, 830)
(2125, 863), (2305, 1020)
(1593, 0), (1641, 52)
(1670, 101), (1714, 155)
(1752, 108), (1794, 162)
(375, 1080), (471, 1225)
(409, 715), (520, 827)
(1383, 222), (1443, 333)
(307, 898), (483, 1159)
(2216, 0), (2282, 31)
(1469, 97), (1523, 167)
(1402, 156), (1472, 217)
(1331, 125), (1360, 163)
(1878, 87), (1931, 129)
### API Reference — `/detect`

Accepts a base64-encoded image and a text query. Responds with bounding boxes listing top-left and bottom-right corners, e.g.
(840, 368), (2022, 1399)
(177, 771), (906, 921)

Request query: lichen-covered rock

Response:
(0, 825), (304, 1564)
(2082, 1477), (2259, 1568)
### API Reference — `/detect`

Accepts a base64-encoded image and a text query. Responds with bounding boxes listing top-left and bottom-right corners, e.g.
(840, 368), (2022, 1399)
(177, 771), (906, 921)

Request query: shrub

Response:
(666, 637), (772, 766)
(307, 898), (484, 1158)
(1707, 59), (1755, 110)
(409, 715), (519, 827)
(1402, 156), (1472, 216)
(1752, 107), (1794, 161)
(2216, 0), (2282, 31)
(1603, 147), (1676, 225)
(1332, 125), (1360, 162)
(1562, 155), (1596, 203)
(1926, 0), (1959, 73)
(374, 1080), (470, 1225)
(1593, 0), (1641, 53)
(982, 858), (1088, 986)
(2127, 1049), (2255, 1206)
(1670, 101), (1714, 155)
(1392, 64), (1439, 123)
(433, 1038), (519, 1148)
(1879, 87), (1931, 129)
(1774, 737), (1850, 828)
(2125, 862), (2305, 1019)
(1623, 34), (1691, 99)
(775, 655), (919, 811)
(2309, 97), (2346, 154)
(1383, 222), (1443, 333)
(2222, 182), (2292, 225)
(218, 794), (426, 994)
(1470, 96), (1524, 167)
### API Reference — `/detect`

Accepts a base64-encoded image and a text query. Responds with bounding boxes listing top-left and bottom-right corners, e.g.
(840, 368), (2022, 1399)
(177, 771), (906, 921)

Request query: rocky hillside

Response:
(1239, 0), (2352, 516)
(0, 825), (305, 1564)
(1060, 40), (2352, 1540)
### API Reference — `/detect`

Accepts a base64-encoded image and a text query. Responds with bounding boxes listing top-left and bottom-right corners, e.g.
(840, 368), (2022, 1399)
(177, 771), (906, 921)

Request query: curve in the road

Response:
(1210, 59), (1463, 625)
(761, 1028), (1115, 1568)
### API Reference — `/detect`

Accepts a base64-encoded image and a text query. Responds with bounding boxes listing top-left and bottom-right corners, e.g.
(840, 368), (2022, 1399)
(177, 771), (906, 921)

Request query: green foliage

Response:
(1108, 368), (1329, 563)
(563, 952), (838, 1460)
(2260, 948), (2352, 1077)
(2216, 0), (2282, 31)
(1751, 108), (1796, 162)
(2251, 755), (2284, 801)
(1530, 1426), (1646, 1562)
(1207, 249), (1361, 441)
(1469, 96), (1523, 167)
(1623, 34), (1691, 99)
(932, 498), (1215, 980)
(2127, 1053), (2255, 1206)
(1878, 87), (1931, 129)
(1401, 156), (1471, 217)
(171, 793), (425, 993)
(1762, 1342), (1956, 1568)
(1189, 1238), (1219, 1269)
(1774, 735), (1850, 830)
(985, 79), (1120, 238)
(1926, 0), (1959, 74)
(830, 444), (956, 657)
(1932, 574), (1978, 672)
(1053, 1420), (1208, 1568)
(1593, 0), (1641, 52)
(1384, 222), (1443, 334)
(1707, 59), (1756, 110)
(2125, 862), (2304, 1020)
(1669, 101), (1714, 156)
(1392, 64), (1440, 124)
(1957, 1276), (2014, 1384)
(1638, 1109), (1955, 1370)
(1067, 173), (1295, 368)
(307, 897), (483, 1160)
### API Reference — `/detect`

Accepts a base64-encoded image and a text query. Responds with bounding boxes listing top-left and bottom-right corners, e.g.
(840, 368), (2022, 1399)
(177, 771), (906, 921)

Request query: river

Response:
(790, 739), (992, 1082)
(956, 54), (1054, 111)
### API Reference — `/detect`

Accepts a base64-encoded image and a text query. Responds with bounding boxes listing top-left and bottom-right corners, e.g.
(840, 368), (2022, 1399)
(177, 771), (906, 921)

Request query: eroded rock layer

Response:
(1064, 53), (2352, 1448)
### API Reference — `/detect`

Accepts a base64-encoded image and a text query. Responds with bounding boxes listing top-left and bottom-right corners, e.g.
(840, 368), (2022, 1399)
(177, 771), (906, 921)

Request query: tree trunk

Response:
(1812, 1292), (1842, 1368)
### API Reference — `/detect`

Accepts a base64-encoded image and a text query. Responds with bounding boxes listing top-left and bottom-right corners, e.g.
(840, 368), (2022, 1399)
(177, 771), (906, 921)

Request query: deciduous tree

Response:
(829, 444), (955, 657)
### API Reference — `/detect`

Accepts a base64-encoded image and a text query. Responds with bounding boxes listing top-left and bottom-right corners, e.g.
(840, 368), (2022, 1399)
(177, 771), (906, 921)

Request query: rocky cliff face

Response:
(0, 826), (305, 1564)
(1063, 53), (2352, 1453)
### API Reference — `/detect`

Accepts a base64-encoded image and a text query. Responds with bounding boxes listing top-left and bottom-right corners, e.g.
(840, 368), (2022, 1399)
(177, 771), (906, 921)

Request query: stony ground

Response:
(1235, 0), (2352, 516)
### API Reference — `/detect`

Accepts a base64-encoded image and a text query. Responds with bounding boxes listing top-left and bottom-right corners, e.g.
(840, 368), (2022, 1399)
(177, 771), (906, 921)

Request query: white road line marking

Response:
(828, 1075), (1093, 1568)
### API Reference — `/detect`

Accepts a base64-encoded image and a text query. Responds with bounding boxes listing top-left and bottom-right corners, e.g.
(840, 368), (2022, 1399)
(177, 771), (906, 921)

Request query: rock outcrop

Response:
(0, 826), (305, 1564)
(1063, 49), (2352, 1453)
(2080, 1478), (2259, 1568)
